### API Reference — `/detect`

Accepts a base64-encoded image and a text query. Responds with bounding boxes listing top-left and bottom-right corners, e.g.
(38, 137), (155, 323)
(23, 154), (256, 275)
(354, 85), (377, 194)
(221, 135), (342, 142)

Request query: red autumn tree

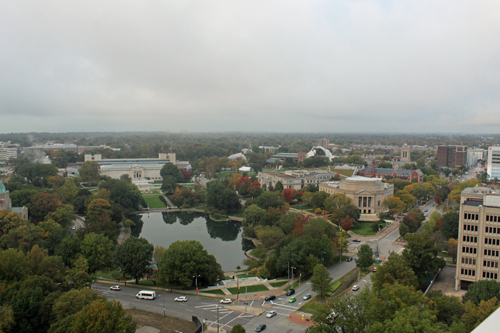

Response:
(341, 216), (353, 231)
(248, 180), (261, 191)
(182, 170), (191, 181)
(282, 188), (296, 203)
(434, 196), (442, 204)
(434, 216), (444, 231)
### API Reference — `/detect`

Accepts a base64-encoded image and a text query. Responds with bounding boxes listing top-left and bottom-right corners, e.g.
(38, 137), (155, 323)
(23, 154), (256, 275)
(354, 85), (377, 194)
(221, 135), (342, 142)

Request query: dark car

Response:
(285, 289), (295, 296)
(264, 295), (276, 301)
(352, 239), (361, 243)
(346, 257), (353, 262)
(255, 324), (266, 332)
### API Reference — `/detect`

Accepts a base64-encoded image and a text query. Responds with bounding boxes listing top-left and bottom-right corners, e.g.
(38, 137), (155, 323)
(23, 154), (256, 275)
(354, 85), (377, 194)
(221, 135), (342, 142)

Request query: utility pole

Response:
(288, 261), (290, 287)
(291, 267), (296, 287)
(236, 277), (239, 301)
(217, 305), (220, 333)
(193, 274), (201, 294)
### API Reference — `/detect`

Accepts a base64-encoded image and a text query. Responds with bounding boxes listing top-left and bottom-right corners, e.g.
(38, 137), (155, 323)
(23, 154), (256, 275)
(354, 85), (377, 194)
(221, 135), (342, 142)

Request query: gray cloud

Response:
(1, 0), (500, 133)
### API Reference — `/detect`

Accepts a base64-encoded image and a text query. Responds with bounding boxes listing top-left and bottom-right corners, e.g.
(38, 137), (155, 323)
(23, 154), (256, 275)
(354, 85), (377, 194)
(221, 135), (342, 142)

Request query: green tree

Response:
(462, 280), (500, 305)
(355, 244), (374, 272)
(66, 256), (93, 288)
(311, 264), (332, 298)
(231, 323), (246, 333)
(0, 248), (29, 281)
(157, 240), (224, 288)
(256, 191), (285, 210)
(79, 161), (101, 184)
(206, 180), (241, 213)
(0, 305), (15, 333)
(427, 290), (465, 327)
(28, 193), (64, 224)
(80, 233), (114, 273)
(441, 211), (459, 239)
(114, 237), (154, 284)
(383, 196), (405, 216)
(160, 162), (184, 183)
(55, 236), (82, 267)
(369, 305), (450, 333)
(274, 181), (284, 192)
(371, 253), (419, 292)
(399, 223), (409, 238)
(402, 232), (445, 283)
(461, 297), (500, 332)
(85, 198), (118, 239)
(51, 288), (98, 324)
(72, 299), (136, 333)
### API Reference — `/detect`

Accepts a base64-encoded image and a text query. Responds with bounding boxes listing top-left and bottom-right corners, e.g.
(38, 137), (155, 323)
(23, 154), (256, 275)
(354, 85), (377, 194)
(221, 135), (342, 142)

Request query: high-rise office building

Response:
(487, 146), (500, 180)
(437, 145), (468, 168)
(456, 186), (500, 290)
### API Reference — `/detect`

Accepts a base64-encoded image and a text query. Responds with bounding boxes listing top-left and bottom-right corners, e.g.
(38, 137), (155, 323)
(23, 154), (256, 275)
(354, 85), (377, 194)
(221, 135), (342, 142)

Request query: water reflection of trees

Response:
(178, 212), (196, 225)
(162, 212), (177, 225)
(129, 214), (144, 237)
(241, 237), (254, 252)
(205, 218), (241, 241)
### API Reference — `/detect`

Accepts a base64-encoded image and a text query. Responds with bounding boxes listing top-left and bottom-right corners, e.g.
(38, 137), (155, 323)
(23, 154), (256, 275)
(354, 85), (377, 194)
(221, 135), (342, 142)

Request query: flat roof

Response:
(464, 199), (483, 206)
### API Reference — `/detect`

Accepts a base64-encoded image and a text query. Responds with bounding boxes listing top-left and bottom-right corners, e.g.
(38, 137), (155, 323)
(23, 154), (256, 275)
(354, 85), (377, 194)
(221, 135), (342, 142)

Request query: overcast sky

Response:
(1, 1), (499, 134)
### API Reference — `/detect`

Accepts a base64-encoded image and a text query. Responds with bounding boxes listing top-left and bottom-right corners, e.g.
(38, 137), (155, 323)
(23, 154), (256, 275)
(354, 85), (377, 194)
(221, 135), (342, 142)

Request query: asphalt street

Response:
(92, 283), (255, 330)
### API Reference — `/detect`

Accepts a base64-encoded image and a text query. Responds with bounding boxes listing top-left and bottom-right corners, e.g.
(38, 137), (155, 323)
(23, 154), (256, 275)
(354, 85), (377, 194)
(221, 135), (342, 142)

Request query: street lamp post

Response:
(193, 274), (201, 294)
(291, 267), (296, 287)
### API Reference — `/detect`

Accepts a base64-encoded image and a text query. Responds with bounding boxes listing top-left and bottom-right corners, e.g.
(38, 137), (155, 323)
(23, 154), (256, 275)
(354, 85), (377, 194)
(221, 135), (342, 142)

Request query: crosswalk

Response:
(194, 303), (233, 315)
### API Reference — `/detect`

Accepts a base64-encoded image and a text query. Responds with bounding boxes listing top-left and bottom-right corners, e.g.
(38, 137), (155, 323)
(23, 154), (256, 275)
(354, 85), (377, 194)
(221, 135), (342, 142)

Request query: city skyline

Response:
(1, 1), (500, 133)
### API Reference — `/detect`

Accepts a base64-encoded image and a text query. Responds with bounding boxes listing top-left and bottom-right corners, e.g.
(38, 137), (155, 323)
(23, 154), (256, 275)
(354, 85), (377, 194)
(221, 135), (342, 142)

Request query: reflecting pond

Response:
(130, 212), (254, 271)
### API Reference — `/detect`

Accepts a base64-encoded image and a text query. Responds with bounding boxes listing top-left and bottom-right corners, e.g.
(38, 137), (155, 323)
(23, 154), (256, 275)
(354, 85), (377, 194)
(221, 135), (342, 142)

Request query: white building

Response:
(258, 169), (335, 190)
(468, 148), (485, 167)
(487, 146), (500, 180)
(0, 148), (17, 162)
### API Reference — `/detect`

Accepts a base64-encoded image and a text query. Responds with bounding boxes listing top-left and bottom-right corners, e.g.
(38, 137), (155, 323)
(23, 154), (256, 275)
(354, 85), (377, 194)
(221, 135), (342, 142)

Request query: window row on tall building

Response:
(483, 249), (500, 257)
(463, 224), (478, 231)
(485, 215), (500, 222)
(484, 238), (500, 246)
(483, 260), (499, 268)
(483, 272), (498, 279)
(463, 247), (477, 254)
(462, 257), (476, 265)
(463, 236), (477, 243)
(485, 226), (500, 234)
(461, 269), (476, 276)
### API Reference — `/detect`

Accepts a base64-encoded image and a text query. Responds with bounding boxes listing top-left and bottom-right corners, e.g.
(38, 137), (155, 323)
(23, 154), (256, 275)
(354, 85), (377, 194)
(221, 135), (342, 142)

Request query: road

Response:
(92, 283), (255, 330)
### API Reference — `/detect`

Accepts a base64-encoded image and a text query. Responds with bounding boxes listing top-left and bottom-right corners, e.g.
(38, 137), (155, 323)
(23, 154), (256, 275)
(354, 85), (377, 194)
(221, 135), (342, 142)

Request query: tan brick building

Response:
(456, 186), (500, 290)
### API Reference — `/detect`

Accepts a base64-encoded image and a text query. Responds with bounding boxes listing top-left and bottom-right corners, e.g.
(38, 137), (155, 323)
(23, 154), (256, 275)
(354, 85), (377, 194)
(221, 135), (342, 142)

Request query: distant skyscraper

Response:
(318, 138), (329, 149)
(487, 146), (500, 180)
(437, 145), (468, 168)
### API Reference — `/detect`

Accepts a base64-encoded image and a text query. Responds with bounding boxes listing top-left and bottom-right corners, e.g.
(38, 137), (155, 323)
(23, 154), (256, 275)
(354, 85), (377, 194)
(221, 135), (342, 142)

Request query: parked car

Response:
(352, 239), (361, 243)
(266, 311), (276, 318)
(71, 226), (76, 230)
(303, 294), (311, 300)
(109, 285), (121, 291)
(346, 257), (353, 262)
(285, 289), (295, 296)
(372, 266), (377, 272)
(352, 285), (360, 291)
(255, 324), (267, 332)
(288, 296), (296, 303)
(220, 298), (232, 304)
(264, 295), (276, 301)
(174, 296), (188, 302)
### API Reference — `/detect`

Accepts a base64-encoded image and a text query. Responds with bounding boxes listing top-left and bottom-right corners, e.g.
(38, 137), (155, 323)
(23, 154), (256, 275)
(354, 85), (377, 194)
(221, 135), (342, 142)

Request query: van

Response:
(136, 290), (156, 300)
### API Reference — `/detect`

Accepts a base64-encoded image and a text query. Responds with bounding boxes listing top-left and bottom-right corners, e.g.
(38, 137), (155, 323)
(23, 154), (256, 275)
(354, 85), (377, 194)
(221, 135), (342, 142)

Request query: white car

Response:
(220, 298), (232, 304)
(109, 285), (121, 291)
(352, 285), (360, 291)
(266, 311), (277, 318)
(71, 226), (76, 230)
(174, 296), (188, 302)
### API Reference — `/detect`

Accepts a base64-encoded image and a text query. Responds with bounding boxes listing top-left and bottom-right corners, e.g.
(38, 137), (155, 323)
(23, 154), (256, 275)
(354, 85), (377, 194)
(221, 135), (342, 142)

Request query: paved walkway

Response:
(117, 227), (130, 245)
(348, 219), (400, 242)
(428, 264), (466, 299)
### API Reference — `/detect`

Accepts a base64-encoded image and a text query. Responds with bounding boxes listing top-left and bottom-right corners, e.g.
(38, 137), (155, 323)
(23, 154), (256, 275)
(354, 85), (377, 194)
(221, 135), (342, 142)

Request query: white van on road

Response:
(136, 291), (156, 300)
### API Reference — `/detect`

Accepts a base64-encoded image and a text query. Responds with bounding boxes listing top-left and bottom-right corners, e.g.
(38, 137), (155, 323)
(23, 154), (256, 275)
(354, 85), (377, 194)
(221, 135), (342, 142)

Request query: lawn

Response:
(327, 279), (343, 295)
(237, 272), (257, 278)
(96, 269), (124, 280)
(203, 289), (227, 295)
(143, 196), (167, 208)
(269, 281), (288, 288)
(227, 284), (269, 294)
(299, 297), (329, 314)
(351, 222), (386, 236)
